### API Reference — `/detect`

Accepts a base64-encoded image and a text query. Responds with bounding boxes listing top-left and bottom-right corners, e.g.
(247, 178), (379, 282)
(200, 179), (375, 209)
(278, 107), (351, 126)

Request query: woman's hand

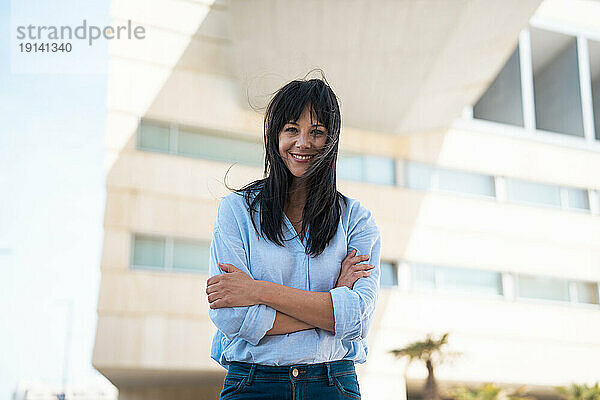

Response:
(206, 263), (259, 309)
(335, 249), (374, 290)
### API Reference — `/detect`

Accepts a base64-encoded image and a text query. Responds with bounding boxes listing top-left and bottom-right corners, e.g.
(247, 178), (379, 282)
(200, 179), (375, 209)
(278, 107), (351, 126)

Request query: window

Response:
(337, 153), (364, 182)
(507, 178), (590, 211)
(517, 275), (599, 305)
(517, 274), (570, 302)
(531, 28), (584, 137)
(405, 161), (495, 198)
(412, 263), (436, 290)
(471, 27), (600, 143)
(437, 168), (496, 198)
(405, 161), (435, 191)
(137, 119), (264, 167)
(337, 153), (395, 185)
(138, 120), (171, 152)
(132, 235), (165, 268)
(178, 127), (263, 167)
(131, 233), (209, 274)
(564, 187), (590, 210)
(364, 155), (395, 185)
(575, 281), (599, 304)
(412, 262), (503, 296)
(172, 238), (210, 273)
(437, 265), (503, 296)
(380, 261), (398, 287)
(590, 39), (600, 140)
(474, 46), (524, 127)
(506, 178), (562, 208)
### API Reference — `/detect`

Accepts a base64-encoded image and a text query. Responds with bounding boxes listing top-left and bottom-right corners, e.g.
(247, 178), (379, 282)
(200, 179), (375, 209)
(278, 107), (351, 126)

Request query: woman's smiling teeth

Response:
(291, 153), (314, 161)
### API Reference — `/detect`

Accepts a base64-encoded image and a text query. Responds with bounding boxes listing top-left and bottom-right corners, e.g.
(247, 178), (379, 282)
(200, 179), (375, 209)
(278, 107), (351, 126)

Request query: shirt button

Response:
(292, 368), (299, 377)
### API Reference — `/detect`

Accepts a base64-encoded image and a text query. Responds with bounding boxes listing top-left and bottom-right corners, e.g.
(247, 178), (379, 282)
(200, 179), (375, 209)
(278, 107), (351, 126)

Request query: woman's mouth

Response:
(290, 153), (315, 163)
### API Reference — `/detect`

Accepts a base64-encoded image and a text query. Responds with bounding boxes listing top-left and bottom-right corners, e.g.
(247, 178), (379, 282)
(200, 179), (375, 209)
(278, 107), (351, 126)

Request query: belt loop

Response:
(326, 362), (334, 386)
(246, 364), (256, 386)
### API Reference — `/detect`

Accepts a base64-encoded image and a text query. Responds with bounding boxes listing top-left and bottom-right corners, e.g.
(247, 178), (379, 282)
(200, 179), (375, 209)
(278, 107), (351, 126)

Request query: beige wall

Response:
(95, 0), (600, 398)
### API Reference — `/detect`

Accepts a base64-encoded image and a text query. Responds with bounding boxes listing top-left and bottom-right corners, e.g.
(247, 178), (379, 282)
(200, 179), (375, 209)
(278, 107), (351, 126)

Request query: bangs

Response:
(277, 80), (337, 132)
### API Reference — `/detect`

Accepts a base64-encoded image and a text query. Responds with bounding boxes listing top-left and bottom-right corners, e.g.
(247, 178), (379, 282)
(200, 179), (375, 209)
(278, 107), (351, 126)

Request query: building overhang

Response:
(228, 0), (543, 135)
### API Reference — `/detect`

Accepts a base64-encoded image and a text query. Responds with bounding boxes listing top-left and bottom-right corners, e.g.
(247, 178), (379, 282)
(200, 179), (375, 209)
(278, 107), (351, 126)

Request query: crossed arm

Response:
(207, 262), (335, 334)
(258, 283), (335, 334)
(267, 311), (315, 335)
(207, 198), (380, 344)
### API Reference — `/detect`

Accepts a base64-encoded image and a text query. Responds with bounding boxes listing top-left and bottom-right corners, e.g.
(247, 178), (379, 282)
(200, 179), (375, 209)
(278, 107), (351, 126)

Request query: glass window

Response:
(380, 262), (397, 287)
(591, 39), (600, 140)
(405, 161), (435, 191)
(531, 29), (584, 137)
(178, 128), (263, 167)
(507, 179), (562, 207)
(517, 274), (570, 302)
(412, 263), (502, 296)
(173, 239), (210, 273)
(364, 155), (395, 185)
(132, 235), (165, 268)
(337, 154), (395, 185)
(411, 263), (436, 290)
(139, 120), (170, 152)
(132, 233), (209, 274)
(565, 187), (590, 210)
(337, 153), (364, 182)
(437, 265), (503, 295)
(437, 168), (496, 197)
(575, 281), (599, 304)
(473, 46), (524, 127)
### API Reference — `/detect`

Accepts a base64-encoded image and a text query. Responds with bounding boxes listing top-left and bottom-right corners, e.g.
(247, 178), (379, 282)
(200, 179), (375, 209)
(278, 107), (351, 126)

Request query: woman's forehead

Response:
(286, 104), (326, 125)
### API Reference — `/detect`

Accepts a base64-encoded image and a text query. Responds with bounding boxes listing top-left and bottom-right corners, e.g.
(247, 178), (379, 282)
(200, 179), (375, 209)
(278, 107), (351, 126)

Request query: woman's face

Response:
(278, 103), (328, 179)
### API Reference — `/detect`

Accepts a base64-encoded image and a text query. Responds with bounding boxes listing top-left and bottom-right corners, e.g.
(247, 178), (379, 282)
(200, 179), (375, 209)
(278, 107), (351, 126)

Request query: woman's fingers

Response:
(206, 283), (219, 295)
(207, 292), (222, 303)
(353, 264), (374, 271)
(343, 250), (370, 264)
(344, 249), (357, 260)
(350, 254), (370, 264)
(209, 299), (224, 309)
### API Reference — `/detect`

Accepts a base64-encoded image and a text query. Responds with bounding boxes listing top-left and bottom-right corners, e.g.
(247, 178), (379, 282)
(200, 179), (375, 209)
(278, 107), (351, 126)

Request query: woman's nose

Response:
(296, 130), (311, 148)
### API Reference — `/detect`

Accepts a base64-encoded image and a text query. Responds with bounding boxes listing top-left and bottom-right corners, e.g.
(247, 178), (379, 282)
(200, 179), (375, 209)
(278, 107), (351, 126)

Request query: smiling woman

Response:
(278, 103), (329, 241)
(205, 72), (381, 399)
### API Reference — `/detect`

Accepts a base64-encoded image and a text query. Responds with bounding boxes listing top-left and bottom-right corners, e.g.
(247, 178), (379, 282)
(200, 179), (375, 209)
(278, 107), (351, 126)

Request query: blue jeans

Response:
(219, 360), (361, 399)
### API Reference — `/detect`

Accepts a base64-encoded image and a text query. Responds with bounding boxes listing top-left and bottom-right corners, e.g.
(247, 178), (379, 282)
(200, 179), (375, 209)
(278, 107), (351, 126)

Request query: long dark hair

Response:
(225, 73), (346, 257)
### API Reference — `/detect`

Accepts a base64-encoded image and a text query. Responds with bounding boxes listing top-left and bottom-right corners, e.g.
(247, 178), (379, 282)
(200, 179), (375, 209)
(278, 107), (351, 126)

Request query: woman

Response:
(205, 76), (381, 399)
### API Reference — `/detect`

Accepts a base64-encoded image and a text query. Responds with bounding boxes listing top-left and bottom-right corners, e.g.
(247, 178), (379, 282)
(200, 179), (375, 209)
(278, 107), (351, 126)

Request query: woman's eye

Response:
(313, 130), (325, 135)
(285, 127), (298, 133)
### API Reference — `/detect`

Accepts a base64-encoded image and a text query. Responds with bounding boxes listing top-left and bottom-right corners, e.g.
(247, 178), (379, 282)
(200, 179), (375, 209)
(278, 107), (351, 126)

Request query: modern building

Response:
(92, 0), (600, 399)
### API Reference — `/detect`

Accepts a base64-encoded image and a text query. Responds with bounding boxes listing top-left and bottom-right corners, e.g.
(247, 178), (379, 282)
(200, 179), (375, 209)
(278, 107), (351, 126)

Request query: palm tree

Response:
(446, 383), (536, 400)
(389, 332), (462, 400)
(556, 383), (600, 400)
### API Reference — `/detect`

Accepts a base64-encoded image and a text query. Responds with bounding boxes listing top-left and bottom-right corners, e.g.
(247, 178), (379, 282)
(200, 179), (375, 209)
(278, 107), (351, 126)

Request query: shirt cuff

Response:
(329, 286), (362, 341)
(237, 304), (277, 346)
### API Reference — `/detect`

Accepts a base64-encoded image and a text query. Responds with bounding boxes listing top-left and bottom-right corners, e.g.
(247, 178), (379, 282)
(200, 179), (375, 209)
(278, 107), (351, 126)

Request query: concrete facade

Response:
(93, 0), (600, 399)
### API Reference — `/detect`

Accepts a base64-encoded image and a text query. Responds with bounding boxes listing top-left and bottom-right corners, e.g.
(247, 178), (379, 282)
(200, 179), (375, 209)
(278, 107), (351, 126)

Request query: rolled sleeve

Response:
(207, 198), (276, 346)
(329, 202), (382, 342)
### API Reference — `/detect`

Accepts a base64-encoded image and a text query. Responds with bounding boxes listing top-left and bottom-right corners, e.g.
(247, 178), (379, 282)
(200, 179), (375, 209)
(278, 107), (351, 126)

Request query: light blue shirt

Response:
(208, 188), (382, 369)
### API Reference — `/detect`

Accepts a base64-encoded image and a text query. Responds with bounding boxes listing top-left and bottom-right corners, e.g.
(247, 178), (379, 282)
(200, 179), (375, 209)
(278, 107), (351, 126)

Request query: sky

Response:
(0, 0), (115, 398)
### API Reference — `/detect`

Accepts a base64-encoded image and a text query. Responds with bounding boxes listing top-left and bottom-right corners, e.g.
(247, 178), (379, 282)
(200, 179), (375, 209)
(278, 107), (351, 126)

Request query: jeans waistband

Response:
(227, 360), (355, 385)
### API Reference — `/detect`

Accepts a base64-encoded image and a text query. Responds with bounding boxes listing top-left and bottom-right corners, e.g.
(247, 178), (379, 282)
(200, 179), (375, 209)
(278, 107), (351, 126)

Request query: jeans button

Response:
(292, 368), (299, 377)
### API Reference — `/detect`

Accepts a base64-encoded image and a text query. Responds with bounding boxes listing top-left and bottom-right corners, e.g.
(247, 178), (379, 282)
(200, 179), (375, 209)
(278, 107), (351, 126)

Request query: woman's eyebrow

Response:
(287, 121), (327, 130)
